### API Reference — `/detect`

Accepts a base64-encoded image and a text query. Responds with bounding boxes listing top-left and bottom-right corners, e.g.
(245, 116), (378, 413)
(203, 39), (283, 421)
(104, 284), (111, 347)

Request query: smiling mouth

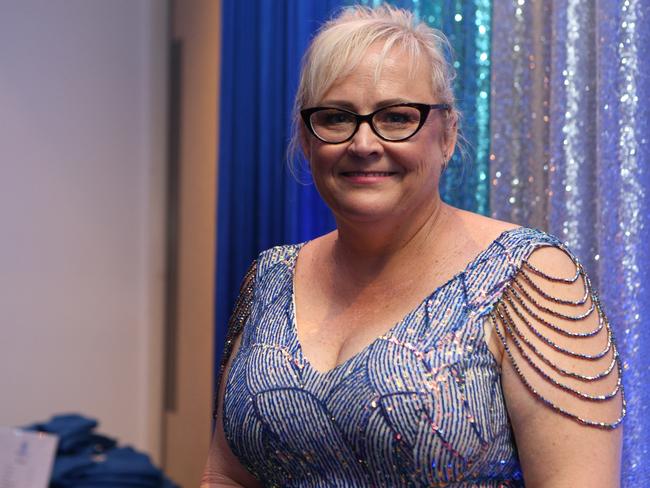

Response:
(340, 171), (397, 177)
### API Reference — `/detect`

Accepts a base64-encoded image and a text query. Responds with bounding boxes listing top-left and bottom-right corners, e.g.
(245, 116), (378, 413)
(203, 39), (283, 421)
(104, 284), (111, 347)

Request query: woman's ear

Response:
(443, 111), (458, 159)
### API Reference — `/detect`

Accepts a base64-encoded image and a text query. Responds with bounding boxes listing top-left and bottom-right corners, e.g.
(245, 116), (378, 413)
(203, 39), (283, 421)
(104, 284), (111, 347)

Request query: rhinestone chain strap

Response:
(489, 251), (626, 429)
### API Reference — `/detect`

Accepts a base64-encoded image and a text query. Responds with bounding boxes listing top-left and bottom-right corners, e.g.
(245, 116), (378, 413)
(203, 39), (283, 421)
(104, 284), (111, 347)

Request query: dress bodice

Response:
(221, 228), (576, 487)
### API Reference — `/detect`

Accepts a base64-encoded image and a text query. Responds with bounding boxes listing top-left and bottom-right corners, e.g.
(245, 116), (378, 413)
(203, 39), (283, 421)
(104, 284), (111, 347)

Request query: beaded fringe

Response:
(489, 251), (626, 429)
(213, 261), (257, 418)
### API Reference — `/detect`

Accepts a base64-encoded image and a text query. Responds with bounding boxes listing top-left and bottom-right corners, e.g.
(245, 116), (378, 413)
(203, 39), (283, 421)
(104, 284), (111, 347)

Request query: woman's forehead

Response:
(318, 46), (432, 103)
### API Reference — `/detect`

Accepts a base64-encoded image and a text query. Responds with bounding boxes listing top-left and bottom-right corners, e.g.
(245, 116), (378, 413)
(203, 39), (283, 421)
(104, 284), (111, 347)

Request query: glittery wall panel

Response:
(490, 0), (551, 229)
(472, 0), (492, 215)
(548, 1), (600, 282)
(436, 0), (492, 214)
(595, 1), (650, 485)
(491, 0), (650, 485)
(362, 0), (492, 214)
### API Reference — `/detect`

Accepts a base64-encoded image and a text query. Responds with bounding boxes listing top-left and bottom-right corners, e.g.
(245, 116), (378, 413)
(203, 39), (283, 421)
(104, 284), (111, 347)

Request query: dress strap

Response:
(488, 244), (625, 429)
(212, 260), (257, 418)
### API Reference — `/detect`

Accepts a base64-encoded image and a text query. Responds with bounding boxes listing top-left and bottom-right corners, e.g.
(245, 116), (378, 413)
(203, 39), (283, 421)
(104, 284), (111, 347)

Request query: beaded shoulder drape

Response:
(220, 227), (624, 487)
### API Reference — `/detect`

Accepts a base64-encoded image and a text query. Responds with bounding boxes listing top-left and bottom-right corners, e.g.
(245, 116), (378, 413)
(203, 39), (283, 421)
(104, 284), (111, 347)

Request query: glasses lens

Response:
(373, 105), (422, 140)
(310, 109), (356, 143)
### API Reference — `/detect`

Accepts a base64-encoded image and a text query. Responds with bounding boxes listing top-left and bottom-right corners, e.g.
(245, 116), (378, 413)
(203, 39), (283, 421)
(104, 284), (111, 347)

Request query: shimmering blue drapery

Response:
(216, 0), (493, 372)
(490, 1), (650, 485)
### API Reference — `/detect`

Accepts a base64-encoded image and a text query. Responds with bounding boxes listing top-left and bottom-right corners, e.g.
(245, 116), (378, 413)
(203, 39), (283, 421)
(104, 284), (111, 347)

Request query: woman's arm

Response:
(502, 359), (622, 487)
(496, 245), (624, 487)
(200, 333), (263, 488)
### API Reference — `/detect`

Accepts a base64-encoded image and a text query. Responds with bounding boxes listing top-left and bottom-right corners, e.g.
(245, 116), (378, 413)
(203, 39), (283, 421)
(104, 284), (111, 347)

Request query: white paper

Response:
(0, 427), (58, 488)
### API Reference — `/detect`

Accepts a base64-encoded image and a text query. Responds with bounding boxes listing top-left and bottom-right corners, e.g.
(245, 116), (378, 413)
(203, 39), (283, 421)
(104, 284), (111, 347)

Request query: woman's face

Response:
(301, 44), (456, 227)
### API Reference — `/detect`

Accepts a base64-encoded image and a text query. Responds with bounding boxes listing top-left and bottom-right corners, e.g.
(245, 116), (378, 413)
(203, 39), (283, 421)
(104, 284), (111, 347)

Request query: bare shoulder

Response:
(446, 206), (520, 247)
(294, 230), (337, 280)
(298, 230), (336, 258)
(525, 241), (579, 277)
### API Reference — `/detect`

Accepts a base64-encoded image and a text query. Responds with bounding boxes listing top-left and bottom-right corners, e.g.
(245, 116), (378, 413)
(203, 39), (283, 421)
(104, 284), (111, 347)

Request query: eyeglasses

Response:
(300, 103), (451, 144)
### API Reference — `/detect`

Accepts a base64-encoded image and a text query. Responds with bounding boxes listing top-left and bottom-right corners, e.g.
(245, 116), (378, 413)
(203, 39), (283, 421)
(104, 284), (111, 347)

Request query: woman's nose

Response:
(347, 121), (383, 158)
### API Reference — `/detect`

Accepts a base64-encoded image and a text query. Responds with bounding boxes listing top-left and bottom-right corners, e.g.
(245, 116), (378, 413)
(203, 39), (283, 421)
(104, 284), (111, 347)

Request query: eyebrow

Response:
(318, 98), (411, 112)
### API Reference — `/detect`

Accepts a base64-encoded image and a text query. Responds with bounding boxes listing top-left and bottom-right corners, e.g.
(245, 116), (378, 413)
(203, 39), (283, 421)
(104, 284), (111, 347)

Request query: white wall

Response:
(0, 0), (168, 459)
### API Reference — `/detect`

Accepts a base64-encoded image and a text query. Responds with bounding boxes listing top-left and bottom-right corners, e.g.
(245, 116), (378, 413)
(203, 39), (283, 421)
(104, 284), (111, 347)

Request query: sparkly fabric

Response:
(213, 262), (257, 419)
(595, 1), (650, 484)
(221, 227), (591, 487)
(490, 1), (649, 484)
(490, 0), (552, 231)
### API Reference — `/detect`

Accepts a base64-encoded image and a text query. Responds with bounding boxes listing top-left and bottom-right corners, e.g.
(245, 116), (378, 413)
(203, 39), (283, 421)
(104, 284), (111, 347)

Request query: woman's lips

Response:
(340, 171), (398, 184)
(340, 171), (396, 176)
(339, 171), (398, 184)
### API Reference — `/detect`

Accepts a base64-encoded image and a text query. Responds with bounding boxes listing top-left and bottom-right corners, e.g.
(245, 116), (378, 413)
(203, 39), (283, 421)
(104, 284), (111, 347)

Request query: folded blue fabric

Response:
(86, 447), (160, 476)
(22, 414), (179, 488)
(25, 414), (116, 455)
(51, 448), (176, 487)
(50, 454), (94, 485)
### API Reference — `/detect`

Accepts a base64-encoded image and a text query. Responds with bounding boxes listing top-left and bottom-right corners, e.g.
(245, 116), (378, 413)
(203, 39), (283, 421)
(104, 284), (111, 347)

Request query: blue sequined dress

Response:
(219, 227), (623, 487)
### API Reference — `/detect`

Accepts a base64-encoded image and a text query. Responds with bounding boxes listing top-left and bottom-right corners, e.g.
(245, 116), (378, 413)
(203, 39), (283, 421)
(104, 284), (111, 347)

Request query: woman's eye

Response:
(378, 109), (418, 125)
(323, 112), (352, 125)
(387, 113), (409, 123)
(313, 110), (354, 127)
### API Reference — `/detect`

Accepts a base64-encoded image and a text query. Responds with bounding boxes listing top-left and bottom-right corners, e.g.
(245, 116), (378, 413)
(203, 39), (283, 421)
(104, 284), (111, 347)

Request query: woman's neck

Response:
(329, 200), (452, 283)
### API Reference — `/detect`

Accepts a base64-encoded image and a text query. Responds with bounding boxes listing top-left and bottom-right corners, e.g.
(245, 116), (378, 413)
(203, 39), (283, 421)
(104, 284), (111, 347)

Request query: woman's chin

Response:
(332, 202), (404, 225)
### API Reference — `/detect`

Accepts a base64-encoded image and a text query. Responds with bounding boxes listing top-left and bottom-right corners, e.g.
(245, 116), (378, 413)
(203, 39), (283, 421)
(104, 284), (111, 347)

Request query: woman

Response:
(202, 5), (624, 487)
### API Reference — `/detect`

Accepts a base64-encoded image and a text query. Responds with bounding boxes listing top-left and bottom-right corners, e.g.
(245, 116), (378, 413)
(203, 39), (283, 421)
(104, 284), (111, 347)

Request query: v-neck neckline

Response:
(288, 226), (522, 376)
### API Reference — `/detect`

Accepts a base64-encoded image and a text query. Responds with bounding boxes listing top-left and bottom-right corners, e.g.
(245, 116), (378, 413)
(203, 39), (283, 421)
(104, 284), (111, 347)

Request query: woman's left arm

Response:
(494, 245), (624, 487)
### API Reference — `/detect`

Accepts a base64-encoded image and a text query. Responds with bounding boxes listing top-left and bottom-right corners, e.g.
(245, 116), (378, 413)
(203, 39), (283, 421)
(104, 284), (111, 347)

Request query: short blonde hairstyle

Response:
(290, 4), (459, 166)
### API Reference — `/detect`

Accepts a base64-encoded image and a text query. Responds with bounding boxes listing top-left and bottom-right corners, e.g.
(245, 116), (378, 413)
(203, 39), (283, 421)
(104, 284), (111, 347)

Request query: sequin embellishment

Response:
(219, 228), (624, 487)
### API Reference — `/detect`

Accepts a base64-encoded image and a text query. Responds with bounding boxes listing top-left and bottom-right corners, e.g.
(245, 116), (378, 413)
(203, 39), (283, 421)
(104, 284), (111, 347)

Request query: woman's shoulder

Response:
(255, 242), (303, 275)
(456, 211), (586, 291)
(463, 213), (625, 429)
(455, 209), (561, 255)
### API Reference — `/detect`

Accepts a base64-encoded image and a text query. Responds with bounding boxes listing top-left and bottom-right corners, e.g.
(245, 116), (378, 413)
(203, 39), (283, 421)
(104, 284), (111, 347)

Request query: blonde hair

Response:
(289, 4), (459, 170)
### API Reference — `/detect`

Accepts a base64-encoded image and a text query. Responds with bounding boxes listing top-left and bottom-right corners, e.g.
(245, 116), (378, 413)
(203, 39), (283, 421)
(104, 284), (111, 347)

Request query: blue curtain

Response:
(216, 0), (343, 371)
